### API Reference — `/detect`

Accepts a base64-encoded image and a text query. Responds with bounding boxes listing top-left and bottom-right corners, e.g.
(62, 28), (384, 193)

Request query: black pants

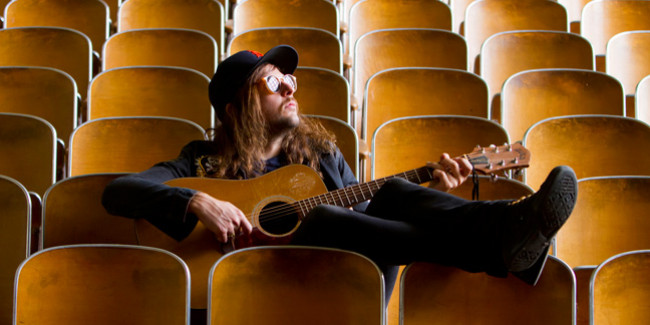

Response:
(192, 179), (511, 324)
(291, 178), (509, 300)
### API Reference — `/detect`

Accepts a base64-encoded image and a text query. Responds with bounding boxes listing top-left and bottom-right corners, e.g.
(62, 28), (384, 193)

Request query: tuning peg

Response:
(511, 158), (518, 164)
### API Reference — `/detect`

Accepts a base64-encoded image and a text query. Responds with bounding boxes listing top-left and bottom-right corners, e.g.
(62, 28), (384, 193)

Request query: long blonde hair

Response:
(208, 64), (336, 179)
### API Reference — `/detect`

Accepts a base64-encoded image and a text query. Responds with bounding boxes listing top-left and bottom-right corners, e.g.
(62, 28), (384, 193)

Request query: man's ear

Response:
(224, 103), (235, 116)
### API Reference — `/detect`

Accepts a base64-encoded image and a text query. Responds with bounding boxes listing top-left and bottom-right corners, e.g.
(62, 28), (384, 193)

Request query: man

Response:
(102, 45), (577, 316)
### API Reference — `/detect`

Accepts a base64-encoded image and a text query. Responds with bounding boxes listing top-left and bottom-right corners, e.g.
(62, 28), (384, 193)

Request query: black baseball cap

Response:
(209, 45), (299, 118)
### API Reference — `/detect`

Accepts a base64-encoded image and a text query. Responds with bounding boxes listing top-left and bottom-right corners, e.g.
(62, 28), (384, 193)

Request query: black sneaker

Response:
(502, 166), (577, 280)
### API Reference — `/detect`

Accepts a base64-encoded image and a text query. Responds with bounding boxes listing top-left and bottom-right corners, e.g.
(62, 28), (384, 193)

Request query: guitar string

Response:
(248, 169), (432, 225)
(251, 168), (433, 224)
(237, 151), (515, 225)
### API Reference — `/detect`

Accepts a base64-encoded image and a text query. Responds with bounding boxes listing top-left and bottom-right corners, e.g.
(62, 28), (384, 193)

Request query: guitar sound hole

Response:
(258, 201), (300, 236)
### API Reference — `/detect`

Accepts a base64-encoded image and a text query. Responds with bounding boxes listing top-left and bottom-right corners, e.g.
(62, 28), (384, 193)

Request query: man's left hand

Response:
(427, 153), (472, 192)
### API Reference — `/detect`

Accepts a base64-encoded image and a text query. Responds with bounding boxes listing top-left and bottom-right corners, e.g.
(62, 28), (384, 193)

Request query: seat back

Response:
(14, 244), (190, 324)
(371, 115), (509, 180)
(0, 27), (92, 97)
(347, 0), (452, 58)
(118, 0), (225, 56)
(0, 66), (77, 143)
(88, 66), (213, 130)
(293, 67), (350, 124)
(400, 256), (575, 324)
(233, 0), (339, 37)
(228, 27), (342, 74)
(0, 175), (30, 325)
(305, 115), (358, 179)
(581, 0), (650, 57)
(522, 115), (650, 189)
(465, 0), (568, 72)
(591, 250), (650, 324)
(501, 68), (624, 142)
(606, 31), (650, 95)
(353, 28), (467, 130)
(481, 30), (593, 119)
(209, 246), (384, 324)
(68, 116), (205, 176)
(364, 67), (488, 140)
(5, 0), (109, 53)
(0, 113), (57, 196)
(42, 173), (137, 249)
(102, 28), (217, 77)
(556, 176), (650, 268)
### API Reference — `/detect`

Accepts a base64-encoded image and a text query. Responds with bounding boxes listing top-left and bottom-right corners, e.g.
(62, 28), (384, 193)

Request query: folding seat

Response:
(0, 27), (93, 98)
(4, 0), (110, 53)
(582, 0), (650, 72)
(88, 66), (214, 130)
(118, 0), (225, 58)
(555, 176), (650, 268)
(501, 68), (624, 142)
(606, 30), (650, 115)
(364, 67), (489, 140)
(361, 67), (488, 181)
(232, 0), (339, 37)
(0, 66), (78, 146)
(67, 116), (205, 176)
(14, 244), (190, 324)
(102, 28), (218, 78)
(400, 256), (575, 325)
(522, 115), (650, 190)
(0, 175), (31, 325)
(347, 0), (452, 63)
(636, 75), (650, 125)
(371, 115), (509, 180)
(352, 28), (467, 131)
(305, 115), (359, 179)
(591, 250), (650, 324)
(0, 113), (57, 197)
(209, 246), (384, 324)
(464, 0), (568, 73)
(293, 67), (350, 124)
(41, 173), (137, 249)
(480, 30), (593, 122)
(229, 27), (342, 74)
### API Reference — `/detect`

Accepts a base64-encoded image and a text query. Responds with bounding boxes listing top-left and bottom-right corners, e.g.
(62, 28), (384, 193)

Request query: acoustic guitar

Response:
(135, 143), (530, 308)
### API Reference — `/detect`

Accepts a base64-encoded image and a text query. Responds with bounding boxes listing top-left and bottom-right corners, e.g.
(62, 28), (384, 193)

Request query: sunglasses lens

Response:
(265, 76), (281, 92)
(283, 75), (297, 91)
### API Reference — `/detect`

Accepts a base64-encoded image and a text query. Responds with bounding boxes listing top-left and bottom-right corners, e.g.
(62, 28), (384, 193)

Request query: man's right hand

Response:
(188, 191), (253, 243)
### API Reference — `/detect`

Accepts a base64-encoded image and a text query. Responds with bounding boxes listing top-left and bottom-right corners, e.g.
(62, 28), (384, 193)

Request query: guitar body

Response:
(135, 164), (328, 309)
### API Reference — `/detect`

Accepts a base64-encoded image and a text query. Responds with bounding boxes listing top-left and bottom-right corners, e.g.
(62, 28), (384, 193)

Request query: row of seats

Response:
(4, 111), (650, 197)
(5, 237), (650, 324)
(3, 26), (649, 123)
(3, 0), (649, 65)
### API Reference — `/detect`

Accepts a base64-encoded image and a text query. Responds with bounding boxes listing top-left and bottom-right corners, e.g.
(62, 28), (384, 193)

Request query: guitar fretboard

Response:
(294, 166), (435, 217)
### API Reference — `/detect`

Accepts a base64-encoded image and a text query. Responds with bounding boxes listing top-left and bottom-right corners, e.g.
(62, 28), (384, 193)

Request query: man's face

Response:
(257, 65), (300, 133)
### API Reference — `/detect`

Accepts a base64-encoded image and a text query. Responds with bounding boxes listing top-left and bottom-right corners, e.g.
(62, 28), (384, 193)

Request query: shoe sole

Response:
(507, 166), (577, 272)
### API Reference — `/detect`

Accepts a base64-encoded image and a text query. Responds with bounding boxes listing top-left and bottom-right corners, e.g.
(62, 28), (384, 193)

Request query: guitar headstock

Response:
(466, 142), (530, 175)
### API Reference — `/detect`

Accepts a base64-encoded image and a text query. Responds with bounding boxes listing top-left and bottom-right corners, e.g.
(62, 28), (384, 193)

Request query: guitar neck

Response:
(296, 166), (434, 213)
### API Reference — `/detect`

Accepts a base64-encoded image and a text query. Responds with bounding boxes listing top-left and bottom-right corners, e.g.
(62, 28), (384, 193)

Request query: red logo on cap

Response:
(247, 50), (263, 58)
